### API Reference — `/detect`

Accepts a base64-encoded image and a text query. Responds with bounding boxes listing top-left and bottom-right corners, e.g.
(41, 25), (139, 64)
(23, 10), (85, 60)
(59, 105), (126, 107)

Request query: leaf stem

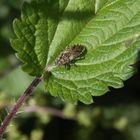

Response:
(0, 76), (42, 139)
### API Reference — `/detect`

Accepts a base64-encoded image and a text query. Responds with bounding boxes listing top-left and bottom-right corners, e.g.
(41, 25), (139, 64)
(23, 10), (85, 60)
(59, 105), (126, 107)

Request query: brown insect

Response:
(55, 44), (86, 68)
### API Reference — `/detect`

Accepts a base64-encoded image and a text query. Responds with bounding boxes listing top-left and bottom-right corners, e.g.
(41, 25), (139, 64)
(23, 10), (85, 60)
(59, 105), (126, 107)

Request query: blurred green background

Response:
(0, 0), (140, 140)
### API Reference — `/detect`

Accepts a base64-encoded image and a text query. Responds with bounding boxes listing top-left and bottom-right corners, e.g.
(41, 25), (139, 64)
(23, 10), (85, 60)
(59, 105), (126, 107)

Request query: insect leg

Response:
(75, 56), (85, 61)
(64, 64), (71, 70)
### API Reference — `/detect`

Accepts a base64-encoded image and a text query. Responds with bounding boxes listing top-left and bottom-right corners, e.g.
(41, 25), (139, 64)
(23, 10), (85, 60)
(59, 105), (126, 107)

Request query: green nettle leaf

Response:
(11, 0), (140, 104)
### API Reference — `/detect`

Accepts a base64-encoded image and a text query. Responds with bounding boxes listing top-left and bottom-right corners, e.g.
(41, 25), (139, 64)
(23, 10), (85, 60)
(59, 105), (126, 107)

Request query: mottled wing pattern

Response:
(55, 45), (86, 66)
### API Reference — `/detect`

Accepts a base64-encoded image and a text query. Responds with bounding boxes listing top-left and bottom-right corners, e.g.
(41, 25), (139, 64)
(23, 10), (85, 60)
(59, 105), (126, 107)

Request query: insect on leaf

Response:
(55, 44), (86, 67)
(11, 0), (140, 104)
